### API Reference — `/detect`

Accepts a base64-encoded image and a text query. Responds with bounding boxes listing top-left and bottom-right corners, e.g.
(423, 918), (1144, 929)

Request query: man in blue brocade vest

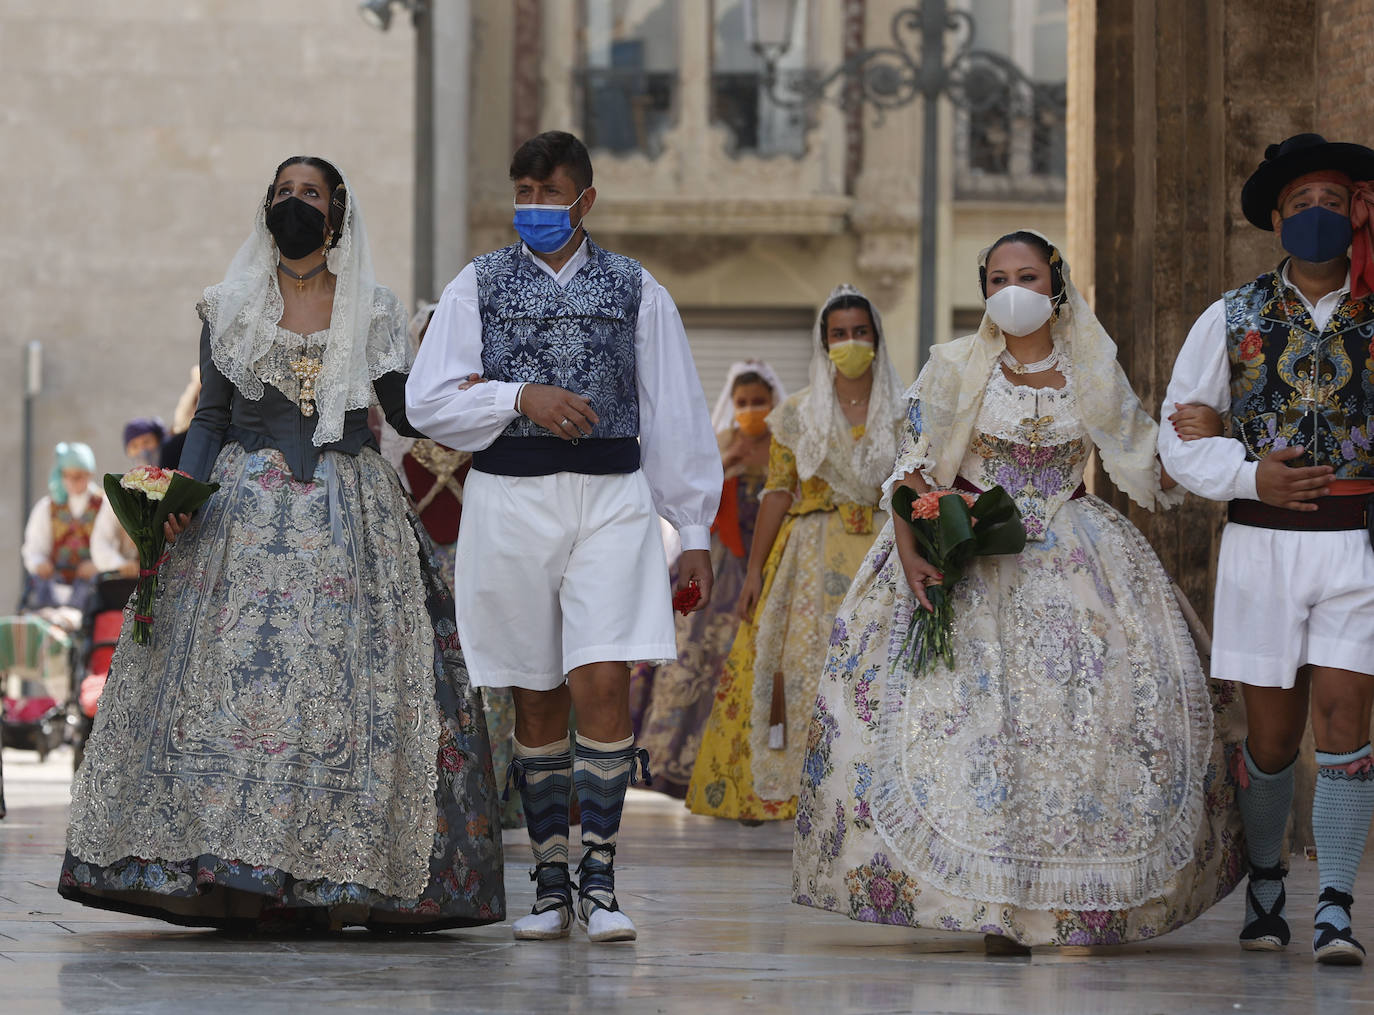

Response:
(1160, 133), (1374, 966)
(407, 131), (722, 943)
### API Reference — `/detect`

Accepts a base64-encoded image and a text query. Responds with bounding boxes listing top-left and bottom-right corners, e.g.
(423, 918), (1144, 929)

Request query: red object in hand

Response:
(673, 580), (701, 616)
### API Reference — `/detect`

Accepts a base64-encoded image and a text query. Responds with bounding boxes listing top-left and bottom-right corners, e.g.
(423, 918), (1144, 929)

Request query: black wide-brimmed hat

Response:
(1241, 133), (1374, 229)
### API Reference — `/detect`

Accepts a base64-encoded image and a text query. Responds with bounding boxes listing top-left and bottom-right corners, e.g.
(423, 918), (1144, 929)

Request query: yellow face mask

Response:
(828, 340), (875, 380)
(734, 407), (770, 437)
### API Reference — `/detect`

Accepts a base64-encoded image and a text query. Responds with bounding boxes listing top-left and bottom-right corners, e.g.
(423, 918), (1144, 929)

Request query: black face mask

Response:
(266, 197), (328, 259)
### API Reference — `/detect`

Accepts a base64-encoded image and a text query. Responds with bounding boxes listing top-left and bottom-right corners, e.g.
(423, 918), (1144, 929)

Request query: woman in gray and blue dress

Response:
(57, 156), (505, 931)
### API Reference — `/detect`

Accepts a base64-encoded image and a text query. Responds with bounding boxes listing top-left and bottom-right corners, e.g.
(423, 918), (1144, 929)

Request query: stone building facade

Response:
(2, 0), (1067, 608)
(0, 1), (415, 607)
(466, 0), (1068, 400)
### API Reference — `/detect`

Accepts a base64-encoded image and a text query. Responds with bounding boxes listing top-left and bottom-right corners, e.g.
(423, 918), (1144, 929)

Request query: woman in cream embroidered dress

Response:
(58, 157), (505, 931)
(687, 287), (904, 822)
(629, 362), (786, 797)
(792, 232), (1245, 947)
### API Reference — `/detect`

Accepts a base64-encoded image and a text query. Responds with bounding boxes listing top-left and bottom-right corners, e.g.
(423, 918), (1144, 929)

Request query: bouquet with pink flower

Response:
(102, 466), (219, 645)
(890, 483), (1026, 674)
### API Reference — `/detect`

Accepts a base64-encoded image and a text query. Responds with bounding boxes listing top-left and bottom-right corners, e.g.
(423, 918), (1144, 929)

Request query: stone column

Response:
(1081, 0), (1320, 847)
(431, 0), (472, 289)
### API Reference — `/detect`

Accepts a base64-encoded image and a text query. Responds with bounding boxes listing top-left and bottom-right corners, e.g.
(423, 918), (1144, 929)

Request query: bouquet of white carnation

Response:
(103, 465), (219, 645)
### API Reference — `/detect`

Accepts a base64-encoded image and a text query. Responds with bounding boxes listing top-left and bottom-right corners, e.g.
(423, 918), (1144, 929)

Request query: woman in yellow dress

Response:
(686, 285), (904, 821)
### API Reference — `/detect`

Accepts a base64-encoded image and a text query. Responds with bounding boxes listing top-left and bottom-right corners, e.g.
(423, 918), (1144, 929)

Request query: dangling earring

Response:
(324, 227), (334, 251)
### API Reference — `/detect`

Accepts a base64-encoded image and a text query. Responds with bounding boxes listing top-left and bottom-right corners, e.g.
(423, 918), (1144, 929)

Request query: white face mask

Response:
(985, 284), (1054, 338)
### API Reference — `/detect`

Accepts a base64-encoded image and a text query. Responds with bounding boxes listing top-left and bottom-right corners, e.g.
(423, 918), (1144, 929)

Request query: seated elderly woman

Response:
(22, 442), (101, 611)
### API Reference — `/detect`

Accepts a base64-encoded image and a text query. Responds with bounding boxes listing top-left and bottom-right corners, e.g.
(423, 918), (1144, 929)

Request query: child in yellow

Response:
(686, 285), (904, 821)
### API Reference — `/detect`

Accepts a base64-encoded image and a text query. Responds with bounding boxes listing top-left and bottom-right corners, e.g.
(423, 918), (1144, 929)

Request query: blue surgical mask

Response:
(1280, 206), (1352, 264)
(512, 190), (586, 254)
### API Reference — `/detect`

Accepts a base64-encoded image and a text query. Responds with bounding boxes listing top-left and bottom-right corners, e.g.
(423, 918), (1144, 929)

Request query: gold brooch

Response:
(289, 355), (323, 417)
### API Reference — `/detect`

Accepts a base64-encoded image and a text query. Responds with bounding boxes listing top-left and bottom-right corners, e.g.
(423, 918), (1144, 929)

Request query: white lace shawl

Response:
(889, 235), (1180, 511)
(197, 162), (410, 446)
(767, 284), (905, 506)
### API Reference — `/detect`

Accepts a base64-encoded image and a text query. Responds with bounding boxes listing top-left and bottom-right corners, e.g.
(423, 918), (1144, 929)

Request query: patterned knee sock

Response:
(573, 733), (649, 919)
(1313, 744), (1374, 935)
(512, 735), (573, 912)
(1237, 740), (1295, 920)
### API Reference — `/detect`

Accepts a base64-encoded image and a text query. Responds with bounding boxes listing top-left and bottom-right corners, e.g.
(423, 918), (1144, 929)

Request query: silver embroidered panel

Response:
(67, 444), (441, 899)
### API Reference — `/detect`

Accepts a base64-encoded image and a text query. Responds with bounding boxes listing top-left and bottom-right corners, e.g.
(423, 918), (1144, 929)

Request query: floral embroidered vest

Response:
(50, 495), (101, 582)
(1224, 271), (1374, 477)
(474, 239), (641, 440)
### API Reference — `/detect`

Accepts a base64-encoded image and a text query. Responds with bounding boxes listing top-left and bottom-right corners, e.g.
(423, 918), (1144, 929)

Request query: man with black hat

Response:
(1160, 133), (1374, 966)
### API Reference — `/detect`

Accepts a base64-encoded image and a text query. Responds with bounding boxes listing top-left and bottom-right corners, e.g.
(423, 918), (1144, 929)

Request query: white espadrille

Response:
(512, 904), (573, 941)
(583, 906), (637, 943)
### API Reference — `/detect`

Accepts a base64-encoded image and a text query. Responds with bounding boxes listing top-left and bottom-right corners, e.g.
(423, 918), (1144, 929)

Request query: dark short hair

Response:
(820, 294), (879, 349)
(979, 230), (1065, 302)
(266, 156), (347, 248)
(731, 370), (773, 393)
(510, 131), (593, 192)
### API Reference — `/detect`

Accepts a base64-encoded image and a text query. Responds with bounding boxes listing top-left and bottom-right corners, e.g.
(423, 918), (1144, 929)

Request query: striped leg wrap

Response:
(510, 736), (573, 913)
(573, 733), (650, 920)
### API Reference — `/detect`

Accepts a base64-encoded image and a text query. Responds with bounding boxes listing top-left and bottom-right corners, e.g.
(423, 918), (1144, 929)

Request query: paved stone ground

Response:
(2, 745), (1372, 1014)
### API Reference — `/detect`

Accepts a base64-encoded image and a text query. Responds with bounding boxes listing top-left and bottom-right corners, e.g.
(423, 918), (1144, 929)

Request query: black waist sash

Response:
(471, 436), (640, 477)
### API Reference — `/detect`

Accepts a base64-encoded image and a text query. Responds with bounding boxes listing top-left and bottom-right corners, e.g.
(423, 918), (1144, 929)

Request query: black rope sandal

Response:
(511, 861), (575, 940)
(1239, 863), (1290, 951)
(577, 847), (637, 943)
(1314, 887), (1365, 966)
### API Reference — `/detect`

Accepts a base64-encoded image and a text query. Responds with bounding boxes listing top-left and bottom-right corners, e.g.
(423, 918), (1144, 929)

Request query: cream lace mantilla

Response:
(197, 161), (410, 445)
(886, 235), (1180, 513)
(769, 284), (905, 507)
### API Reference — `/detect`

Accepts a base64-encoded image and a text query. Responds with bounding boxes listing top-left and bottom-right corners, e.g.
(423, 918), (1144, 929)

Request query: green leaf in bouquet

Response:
(891, 486), (917, 529)
(891, 486), (938, 560)
(102, 473), (158, 541)
(969, 485), (1028, 556)
(934, 492), (977, 560)
(149, 473), (221, 532)
(972, 483), (1027, 554)
(970, 485), (1020, 526)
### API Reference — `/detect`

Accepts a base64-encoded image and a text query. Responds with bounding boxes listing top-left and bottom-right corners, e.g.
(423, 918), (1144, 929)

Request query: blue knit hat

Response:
(48, 442), (96, 505)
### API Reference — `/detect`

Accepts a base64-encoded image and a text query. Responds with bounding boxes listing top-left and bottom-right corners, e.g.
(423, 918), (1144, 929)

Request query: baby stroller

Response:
(68, 574), (137, 771)
(0, 613), (74, 763)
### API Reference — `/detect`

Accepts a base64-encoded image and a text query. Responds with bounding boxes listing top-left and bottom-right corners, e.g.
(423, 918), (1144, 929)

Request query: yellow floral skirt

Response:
(686, 507), (879, 821)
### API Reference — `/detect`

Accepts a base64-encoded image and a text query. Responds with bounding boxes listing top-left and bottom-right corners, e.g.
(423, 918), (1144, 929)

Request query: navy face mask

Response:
(1280, 206), (1352, 264)
(512, 190), (586, 254)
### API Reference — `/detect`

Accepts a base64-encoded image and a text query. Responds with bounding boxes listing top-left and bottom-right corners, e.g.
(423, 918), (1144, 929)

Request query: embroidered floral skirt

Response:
(686, 507), (878, 821)
(59, 444), (506, 931)
(430, 540), (523, 830)
(629, 531), (751, 797)
(792, 497), (1245, 945)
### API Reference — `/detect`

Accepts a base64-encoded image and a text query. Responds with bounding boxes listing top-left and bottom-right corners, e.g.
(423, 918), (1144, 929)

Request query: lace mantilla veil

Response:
(197, 161), (409, 447)
(767, 284), (905, 506)
(895, 231), (1179, 511)
(710, 359), (789, 434)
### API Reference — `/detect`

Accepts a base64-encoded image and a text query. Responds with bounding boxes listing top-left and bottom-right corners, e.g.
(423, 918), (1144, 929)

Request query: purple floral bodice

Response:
(958, 370), (1088, 541)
